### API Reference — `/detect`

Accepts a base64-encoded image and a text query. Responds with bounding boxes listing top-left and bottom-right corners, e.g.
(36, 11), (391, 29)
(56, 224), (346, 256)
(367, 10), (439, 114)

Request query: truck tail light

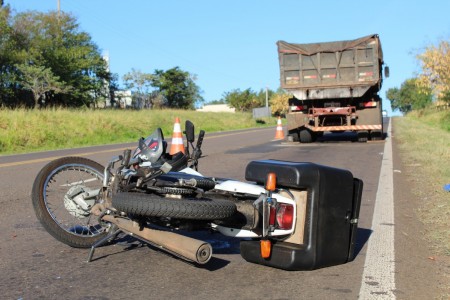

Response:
(290, 105), (304, 112)
(276, 203), (294, 229)
(362, 101), (377, 108)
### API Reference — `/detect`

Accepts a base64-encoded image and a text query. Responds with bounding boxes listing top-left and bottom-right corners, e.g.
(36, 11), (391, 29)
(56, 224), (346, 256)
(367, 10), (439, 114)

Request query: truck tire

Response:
(370, 130), (383, 141)
(357, 131), (369, 143)
(112, 192), (237, 220)
(287, 130), (299, 142)
(299, 129), (313, 143)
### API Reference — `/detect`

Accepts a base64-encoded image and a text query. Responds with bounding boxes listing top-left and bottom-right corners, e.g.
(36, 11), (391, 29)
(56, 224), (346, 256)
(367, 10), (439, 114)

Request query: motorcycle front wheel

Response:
(32, 157), (108, 248)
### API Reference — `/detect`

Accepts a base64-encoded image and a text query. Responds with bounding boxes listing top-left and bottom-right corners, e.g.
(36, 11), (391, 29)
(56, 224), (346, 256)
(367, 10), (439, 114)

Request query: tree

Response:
(151, 67), (203, 109)
(149, 91), (167, 109)
(270, 92), (291, 116)
(123, 69), (154, 108)
(0, 4), (23, 106)
(0, 10), (111, 107)
(108, 73), (120, 107)
(221, 88), (278, 112)
(15, 64), (72, 108)
(386, 78), (432, 113)
(208, 99), (226, 105)
(255, 88), (275, 107)
(416, 40), (450, 103)
(222, 88), (258, 112)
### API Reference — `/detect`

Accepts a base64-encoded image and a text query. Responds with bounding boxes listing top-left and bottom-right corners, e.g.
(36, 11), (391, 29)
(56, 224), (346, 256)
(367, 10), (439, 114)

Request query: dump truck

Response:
(277, 34), (389, 143)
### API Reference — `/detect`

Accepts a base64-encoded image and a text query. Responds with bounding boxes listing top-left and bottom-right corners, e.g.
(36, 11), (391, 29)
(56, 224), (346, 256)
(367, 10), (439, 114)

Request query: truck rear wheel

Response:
(370, 130), (383, 141)
(288, 130), (299, 142)
(299, 129), (313, 143)
(357, 131), (368, 143)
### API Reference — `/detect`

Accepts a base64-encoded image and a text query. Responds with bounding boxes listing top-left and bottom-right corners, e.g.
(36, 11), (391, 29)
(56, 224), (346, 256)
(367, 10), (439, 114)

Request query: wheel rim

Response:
(43, 163), (106, 238)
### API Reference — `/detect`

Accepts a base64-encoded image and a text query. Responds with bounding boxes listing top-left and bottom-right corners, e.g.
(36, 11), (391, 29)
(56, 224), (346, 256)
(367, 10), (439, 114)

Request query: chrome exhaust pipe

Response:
(102, 215), (212, 264)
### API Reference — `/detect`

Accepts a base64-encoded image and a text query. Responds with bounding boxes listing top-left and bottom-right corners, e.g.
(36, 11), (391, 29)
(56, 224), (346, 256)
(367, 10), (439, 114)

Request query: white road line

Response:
(359, 120), (396, 299)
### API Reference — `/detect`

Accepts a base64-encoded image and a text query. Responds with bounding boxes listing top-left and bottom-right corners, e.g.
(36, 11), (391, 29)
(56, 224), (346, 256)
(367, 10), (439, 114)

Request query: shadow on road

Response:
(86, 226), (372, 269)
(354, 227), (373, 257)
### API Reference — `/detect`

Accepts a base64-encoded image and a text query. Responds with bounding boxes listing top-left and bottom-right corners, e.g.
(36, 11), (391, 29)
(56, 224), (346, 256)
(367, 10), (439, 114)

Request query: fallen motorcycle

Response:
(32, 121), (363, 270)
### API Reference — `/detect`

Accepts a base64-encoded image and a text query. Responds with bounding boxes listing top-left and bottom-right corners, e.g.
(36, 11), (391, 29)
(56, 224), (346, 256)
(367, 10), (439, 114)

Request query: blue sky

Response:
(6, 0), (450, 115)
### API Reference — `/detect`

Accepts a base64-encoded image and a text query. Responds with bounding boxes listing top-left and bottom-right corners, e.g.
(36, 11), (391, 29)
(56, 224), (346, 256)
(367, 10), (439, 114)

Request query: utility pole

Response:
(265, 86), (269, 107)
(57, 0), (61, 18)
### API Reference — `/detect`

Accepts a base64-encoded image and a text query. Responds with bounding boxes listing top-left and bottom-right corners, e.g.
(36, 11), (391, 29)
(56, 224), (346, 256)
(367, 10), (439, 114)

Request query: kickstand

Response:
(87, 225), (122, 263)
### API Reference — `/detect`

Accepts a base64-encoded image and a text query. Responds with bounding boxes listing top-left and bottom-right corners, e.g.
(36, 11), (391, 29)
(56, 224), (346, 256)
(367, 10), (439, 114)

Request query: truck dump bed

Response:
(277, 34), (383, 100)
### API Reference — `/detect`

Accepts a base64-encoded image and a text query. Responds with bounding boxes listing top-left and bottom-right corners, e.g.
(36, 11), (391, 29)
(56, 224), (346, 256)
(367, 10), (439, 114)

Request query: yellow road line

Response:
(0, 128), (274, 168)
(0, 148), (128, 168)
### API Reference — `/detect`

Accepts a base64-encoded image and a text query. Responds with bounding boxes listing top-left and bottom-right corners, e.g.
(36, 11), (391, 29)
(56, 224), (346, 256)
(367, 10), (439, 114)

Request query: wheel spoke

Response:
(43, 163), (105, 238)
(60, 177), (98, 187)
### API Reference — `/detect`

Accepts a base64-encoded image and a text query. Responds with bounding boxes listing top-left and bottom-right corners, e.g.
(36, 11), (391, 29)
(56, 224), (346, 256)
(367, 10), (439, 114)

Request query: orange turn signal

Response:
(260, 239), (272, 259)
(266, 173), (276, 192)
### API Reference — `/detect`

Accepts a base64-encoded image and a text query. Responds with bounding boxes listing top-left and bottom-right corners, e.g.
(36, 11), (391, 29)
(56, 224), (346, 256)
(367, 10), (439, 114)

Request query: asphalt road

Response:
(0, 123), (391, 300)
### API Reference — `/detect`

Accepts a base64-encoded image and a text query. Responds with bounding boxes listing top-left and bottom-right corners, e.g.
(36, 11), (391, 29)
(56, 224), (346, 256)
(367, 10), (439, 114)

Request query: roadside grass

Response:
(412, 108), (450, 132)
(0, 108), (276, 155)
(393, 109), (450, 257)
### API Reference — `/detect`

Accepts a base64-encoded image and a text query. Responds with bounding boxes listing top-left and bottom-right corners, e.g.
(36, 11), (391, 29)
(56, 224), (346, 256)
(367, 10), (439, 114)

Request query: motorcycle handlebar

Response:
(190, 130), (205, 164)
(195, 130), (205, 152)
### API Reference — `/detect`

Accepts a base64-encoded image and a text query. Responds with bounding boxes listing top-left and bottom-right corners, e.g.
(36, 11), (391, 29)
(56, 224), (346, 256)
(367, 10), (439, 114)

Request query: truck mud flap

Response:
(240, 160), (363, 270)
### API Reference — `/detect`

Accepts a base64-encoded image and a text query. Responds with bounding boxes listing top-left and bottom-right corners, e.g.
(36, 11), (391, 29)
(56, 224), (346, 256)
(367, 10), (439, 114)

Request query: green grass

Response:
(394, 109), (450, 297)
(408, 109), (450, 132)
(0, 108), (276, 155)
(393, 109), (450, 256)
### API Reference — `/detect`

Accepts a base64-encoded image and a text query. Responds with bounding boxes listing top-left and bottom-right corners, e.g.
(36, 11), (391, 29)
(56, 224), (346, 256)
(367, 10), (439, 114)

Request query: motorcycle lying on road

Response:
(32, 121), (363, 270)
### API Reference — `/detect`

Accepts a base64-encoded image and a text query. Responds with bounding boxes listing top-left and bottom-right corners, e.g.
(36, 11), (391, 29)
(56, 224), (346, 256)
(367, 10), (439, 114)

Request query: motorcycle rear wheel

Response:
(112, 192), (236, 220)
(32, 157), (108, 248)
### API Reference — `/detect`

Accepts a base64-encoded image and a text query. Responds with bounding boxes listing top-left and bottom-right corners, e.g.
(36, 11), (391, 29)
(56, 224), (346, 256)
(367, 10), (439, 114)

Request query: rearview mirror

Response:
(185, 120), (195, 143)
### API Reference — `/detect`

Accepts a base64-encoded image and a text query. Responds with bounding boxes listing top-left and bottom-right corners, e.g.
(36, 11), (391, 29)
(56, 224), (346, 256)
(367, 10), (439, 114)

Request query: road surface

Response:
(0, 119), (439, 299)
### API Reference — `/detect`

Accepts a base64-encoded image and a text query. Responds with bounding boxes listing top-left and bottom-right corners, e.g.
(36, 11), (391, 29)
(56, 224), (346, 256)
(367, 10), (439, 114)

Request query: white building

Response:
(114, 90), (133, 108)
(196, 104), (235, 113)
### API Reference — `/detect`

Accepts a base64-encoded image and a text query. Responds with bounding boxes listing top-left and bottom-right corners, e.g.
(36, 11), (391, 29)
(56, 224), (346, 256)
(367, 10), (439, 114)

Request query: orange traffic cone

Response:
(169, 117), (185, 155)
(274, 117), (285, 139)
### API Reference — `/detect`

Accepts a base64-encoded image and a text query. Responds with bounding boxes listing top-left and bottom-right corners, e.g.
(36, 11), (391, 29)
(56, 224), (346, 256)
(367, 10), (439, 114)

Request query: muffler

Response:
(102, 215), (212, 264)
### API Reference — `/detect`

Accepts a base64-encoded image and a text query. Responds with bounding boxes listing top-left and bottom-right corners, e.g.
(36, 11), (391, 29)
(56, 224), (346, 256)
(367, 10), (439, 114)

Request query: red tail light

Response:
(362, 101), (377, 108)
(290, 105), (304, 111)
(276, 204), (294, 229)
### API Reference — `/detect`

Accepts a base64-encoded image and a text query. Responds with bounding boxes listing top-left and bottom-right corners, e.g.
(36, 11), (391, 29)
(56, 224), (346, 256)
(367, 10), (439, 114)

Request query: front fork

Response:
(90, 154), (125, 216)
